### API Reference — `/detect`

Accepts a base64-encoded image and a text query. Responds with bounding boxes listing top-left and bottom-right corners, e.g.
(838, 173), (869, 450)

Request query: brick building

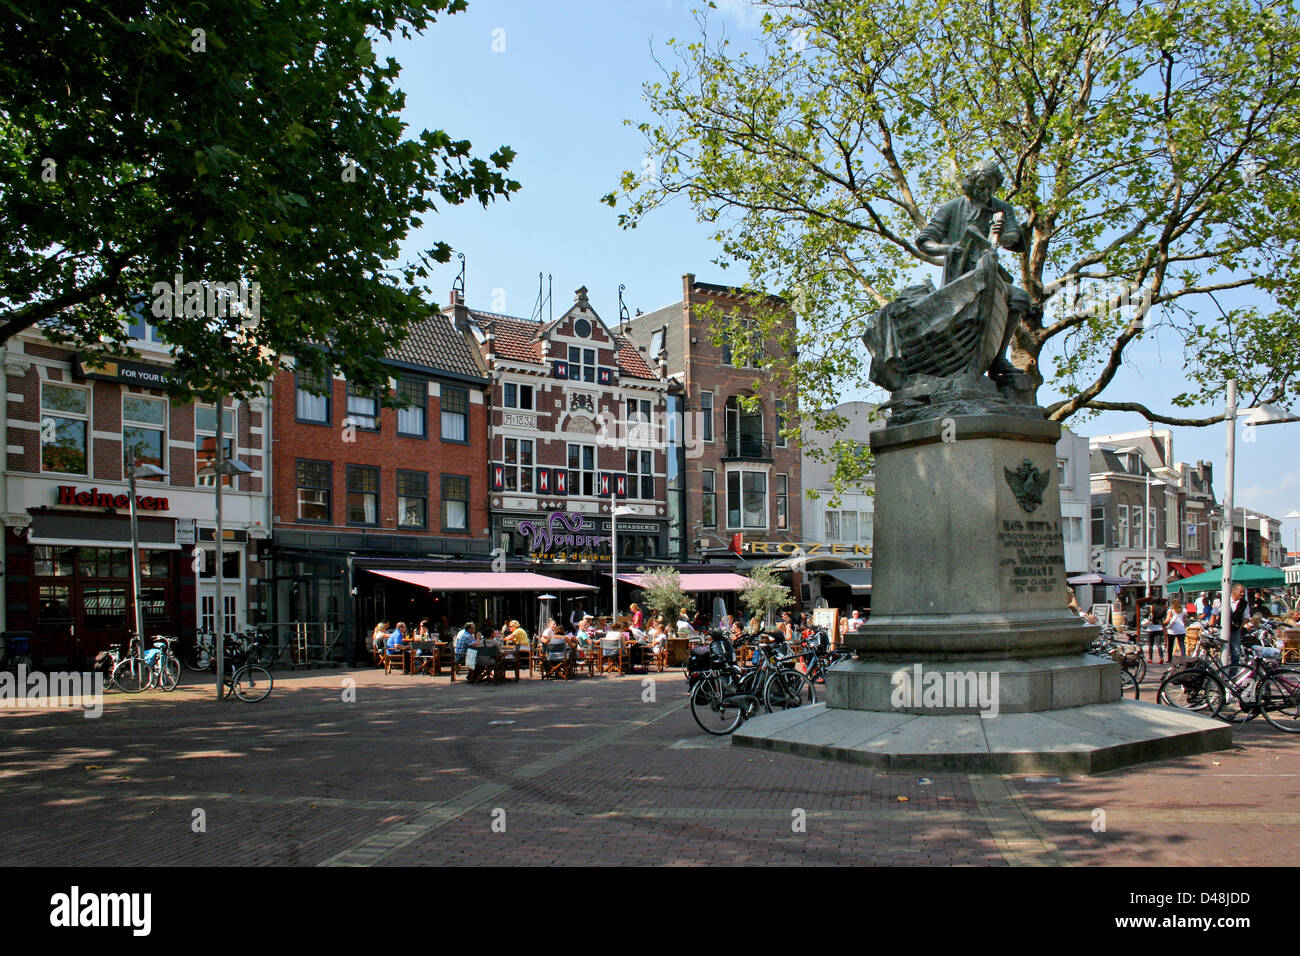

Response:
(446, 285), (671, 613)
(1, 324), (268, 667)
(267, 311), (491, 650)
(626, 274), (803, 565)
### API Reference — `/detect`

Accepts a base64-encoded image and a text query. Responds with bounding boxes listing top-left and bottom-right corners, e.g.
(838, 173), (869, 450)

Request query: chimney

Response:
(446, 287), (471, 332)
(575, 285), (589, 307)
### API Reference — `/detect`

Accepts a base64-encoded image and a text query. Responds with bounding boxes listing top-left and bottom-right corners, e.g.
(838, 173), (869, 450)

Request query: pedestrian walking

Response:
(1141, 604), (1165, 664)
(1164, 599), (1188, 663)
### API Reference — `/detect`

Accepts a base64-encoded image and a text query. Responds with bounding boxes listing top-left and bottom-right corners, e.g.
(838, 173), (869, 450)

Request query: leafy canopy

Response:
(0, 0), (519, 400)
(607, 0), (1300, 491)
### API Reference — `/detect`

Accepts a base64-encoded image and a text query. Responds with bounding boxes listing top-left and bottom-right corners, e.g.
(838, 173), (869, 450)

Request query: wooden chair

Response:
(433, 643), (459, 681)
(410, 640), (438, 675)
(649, 641), (667, 673)
(382, 643), (406, 675)
(540, 640), (572, 680)
(599, 636), (623, 675)
(1281, 629), (1300, 665)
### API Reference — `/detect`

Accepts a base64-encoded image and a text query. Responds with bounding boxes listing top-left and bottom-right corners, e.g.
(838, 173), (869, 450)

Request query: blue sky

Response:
(380, 0), (1300, 556)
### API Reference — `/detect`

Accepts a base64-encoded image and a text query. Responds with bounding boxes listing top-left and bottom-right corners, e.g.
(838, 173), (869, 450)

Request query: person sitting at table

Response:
(541, 618), (559, 642)
(413, 618), (433, 640)
(453, 622), (477, 663)
(677, 611), (695, 635)
(385, 622), (408, 653)
(506, 619), (529, 649)
(370, 620), (391, 655)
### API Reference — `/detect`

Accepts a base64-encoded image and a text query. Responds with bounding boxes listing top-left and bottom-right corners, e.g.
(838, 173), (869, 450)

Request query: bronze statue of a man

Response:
(916, 161), (1033, 382)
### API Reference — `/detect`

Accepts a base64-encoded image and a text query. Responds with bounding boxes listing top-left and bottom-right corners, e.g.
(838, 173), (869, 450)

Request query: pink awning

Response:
(616, 572), (751, 592)
(366, 569), (596, 592)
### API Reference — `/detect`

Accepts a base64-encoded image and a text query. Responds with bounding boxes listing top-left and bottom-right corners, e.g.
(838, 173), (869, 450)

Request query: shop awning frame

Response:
(615, 572), (752, 592)
(366, 569), (596, 591)
(821, 568), (873, 592)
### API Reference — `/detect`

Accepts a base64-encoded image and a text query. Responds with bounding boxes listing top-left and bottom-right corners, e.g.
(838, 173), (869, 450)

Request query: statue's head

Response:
(960, 161), (1003, 204)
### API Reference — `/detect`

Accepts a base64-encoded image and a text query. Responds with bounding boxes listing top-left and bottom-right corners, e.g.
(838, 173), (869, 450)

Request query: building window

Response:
(626, 398), (651, 423)
(568, 347), (596, 383)
(627, 449), (653, 499)
(295, 371), (330, 424)
(1132, 506), (1145, 550)
(1186, 515), (1199, 555)
(296, 459), (331, 523)
(1057, 457), (1069, 487)
(346, 465), (379, 525)
(1063, 517), (1083, 544)
(823, 510), (840, 540)
(721, 322), (762, 368)
(1117, 504), (1129, 548)
(727, 470), (767, 529)
(702, 469), (716, 528)
(441, 385), (469, 442)
(1149, 506), (1157, 549)
(775, 474), (789, 529)
(775, 401), (787, 448)
(345, 383), (379, 431)
(860, 511), (874, 544)
(40, 382), (89, 475)
(502, 437), (534, 493)
(441, 475), (470, 531)
(504, 382), (534, 410)
(397, 378), (427, 437)
(195, 404), (235, 487)
(700, 390), (714, 442)
(1092, 505), (1105, 547)
(568, 443), (595, 497)
(122, 394), (167, 478)
(397, 469), (428, 529)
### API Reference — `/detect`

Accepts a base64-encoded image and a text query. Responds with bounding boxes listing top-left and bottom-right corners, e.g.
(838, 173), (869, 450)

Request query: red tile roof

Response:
(470, 310), (660, 380)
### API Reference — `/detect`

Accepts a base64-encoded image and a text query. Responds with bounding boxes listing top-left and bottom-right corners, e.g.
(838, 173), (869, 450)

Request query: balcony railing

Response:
(722, 431), (772, 460)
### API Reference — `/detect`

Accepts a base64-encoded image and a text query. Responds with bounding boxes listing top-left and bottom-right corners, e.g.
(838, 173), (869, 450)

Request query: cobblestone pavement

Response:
(0, 662), (1296, 866)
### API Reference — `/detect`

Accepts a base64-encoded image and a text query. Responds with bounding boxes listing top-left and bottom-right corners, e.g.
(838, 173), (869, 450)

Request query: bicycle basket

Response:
(709, 636), (735, 664)
(687, 646), (713, 673)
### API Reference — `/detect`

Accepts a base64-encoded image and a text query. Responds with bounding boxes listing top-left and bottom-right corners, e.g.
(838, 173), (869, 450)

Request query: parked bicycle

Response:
(112, 634), (181, 693)
(220, 640), (273, 702)
(184, 630), (216, 672)
(797, 628), (852, 685)
(1158, 635), (1300, 732)
(687, 631), (815, 735)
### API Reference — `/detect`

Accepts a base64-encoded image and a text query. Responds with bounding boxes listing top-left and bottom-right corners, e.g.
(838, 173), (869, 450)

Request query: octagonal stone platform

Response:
(731, 700), (1232, 775)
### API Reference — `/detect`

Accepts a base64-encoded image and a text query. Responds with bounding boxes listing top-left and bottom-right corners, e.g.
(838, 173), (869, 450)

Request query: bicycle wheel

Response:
(159, 656), (181, 692)
(690, 676), (744, 735)
(1260, 672), (1300, 732)
(1118, 665), (1138, 702)
(764, 668), (816, 713)
(1157, 666), (1224, 716)
(1216, 664), (1258, 722)
(232, 665), (273, 702)
(112, 658), (148, 694)
(1129, 655), (1147, 684)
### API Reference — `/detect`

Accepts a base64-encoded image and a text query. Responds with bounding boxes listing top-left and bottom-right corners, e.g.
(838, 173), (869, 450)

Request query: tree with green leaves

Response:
(607, 0), (1300, 490)
(738, 564), (793, 623)
(1, 0), (518, 400)
(635, 566), (697, 624)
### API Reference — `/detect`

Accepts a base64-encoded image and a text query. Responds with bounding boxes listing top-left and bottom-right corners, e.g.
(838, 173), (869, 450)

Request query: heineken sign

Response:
(57, 485), (171, 512)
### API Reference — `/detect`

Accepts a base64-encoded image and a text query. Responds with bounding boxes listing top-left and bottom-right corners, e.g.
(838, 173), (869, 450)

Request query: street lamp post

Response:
(609, 493), (635, 620)
(1144, 472), (1165, 599)
(126, 459), (168, 647)
(199, 398), (254, 700)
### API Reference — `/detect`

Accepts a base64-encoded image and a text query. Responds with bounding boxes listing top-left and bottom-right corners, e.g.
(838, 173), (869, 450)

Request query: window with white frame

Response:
(627, 449), (653, 499)
(775, 474), (788, 529)
(195, 404), (235, 487)
(727, 470), (767, 529)
(567, 346), (596, 383)
(1117, 504), (1129, 548)
(701, 469), (716, 528)
(40, 382), (90, 475)
(503, 382), (534, 410)
(502, 437), (534, 493)
(346, 465), (379, 525)
(397, 469), (427, 529)
(122, 394), (167, 479)
(568, 443), (595, 496)
(440, 385), (469, 442)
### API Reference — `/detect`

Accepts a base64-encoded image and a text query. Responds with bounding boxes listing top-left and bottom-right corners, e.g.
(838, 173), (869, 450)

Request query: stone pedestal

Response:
(734, 411), (1230, 773)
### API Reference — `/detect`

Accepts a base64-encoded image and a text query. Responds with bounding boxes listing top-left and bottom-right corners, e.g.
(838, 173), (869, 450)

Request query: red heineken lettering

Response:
(56, 486), (170, 512)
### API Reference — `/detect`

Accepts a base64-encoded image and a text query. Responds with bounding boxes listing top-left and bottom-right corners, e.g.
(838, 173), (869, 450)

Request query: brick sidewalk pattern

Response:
(1, 663), (1296, 866)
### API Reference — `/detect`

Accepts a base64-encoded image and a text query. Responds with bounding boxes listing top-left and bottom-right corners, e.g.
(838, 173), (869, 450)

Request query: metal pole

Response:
(1144, 472), (1151, 599)
(214, 389), (225, 700)
(610, 490), (618, 621)
(128, 461), (145, 647)
(1220, 380), (1236, 650)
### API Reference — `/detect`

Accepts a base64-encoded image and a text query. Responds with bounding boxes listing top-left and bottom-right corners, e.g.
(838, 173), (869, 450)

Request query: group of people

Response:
(1071, 586), (1297, 667)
